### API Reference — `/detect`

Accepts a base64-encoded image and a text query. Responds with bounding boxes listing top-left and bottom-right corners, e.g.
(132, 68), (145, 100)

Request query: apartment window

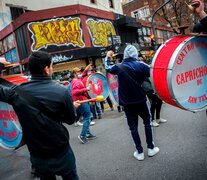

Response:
(10, 7), (25, 20)
(132, 6), (150, 20)
(109, 0), (114, 8)
(90, 0), (96, 4)
(6, 4), (28, 20)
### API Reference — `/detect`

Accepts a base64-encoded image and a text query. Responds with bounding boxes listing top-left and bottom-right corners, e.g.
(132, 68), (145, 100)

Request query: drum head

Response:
(85, 73), (109, 100)
(107, 72), (119, 105)
(0, 75), (27, 149)
(0, 102), (22, 149)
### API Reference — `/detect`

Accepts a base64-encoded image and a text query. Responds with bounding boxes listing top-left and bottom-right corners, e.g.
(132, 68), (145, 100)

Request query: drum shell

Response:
(151, 35), (207, 112)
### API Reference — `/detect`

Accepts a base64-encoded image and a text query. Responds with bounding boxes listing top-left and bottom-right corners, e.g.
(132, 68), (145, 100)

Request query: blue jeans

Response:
(77, 103), (91, 137)
(90, 102), (101, 118)
(124, 101), (154, 153)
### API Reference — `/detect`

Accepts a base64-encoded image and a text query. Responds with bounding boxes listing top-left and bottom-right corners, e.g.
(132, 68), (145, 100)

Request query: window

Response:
(10, 7), (25, 20)
(90, 0), (96, 4)
(109, 0), (114, 8)
(137, 26), (151, 48)
(0, 41), (4, 55)
(6, 4), (28, 20)
(1, 34), (19, 64)
(132, 6), (150, 20)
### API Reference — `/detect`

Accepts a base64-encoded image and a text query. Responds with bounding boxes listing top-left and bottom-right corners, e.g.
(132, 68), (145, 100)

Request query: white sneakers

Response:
(133, 151), (144, 161)
(152, 120), (159, 127)
(74, 121), (96, 126)
(148, 147), (160, 157)
(157, 118), (167, 123)
(152, 118), (167, 127)
(133, 147), (160, 161)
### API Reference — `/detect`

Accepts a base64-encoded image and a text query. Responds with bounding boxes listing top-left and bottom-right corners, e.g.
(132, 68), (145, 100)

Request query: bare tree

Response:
(152, 0), (207, 34)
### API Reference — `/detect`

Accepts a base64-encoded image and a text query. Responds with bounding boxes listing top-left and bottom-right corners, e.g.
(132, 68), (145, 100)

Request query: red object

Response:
(4, 74), (28, 84)
(151, 36), (190, 108)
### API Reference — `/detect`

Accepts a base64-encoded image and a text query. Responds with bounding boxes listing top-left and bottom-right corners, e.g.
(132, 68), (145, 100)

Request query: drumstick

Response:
(78, 95), (104, 104)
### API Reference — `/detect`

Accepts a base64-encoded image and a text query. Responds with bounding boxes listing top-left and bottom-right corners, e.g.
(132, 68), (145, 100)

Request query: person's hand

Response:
(73, 101), (81, 108)
(85, 63), (93, 71)
(106, 50), (114, 57)
(86, 84), (91, 91)
(190, 0), (206, 18)
(0, 57), (10, 65)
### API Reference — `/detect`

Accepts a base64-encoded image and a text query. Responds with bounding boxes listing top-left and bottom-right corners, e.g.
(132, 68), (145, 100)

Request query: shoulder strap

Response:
(117, 64), (141, 86)
(0, 77), (61, 121)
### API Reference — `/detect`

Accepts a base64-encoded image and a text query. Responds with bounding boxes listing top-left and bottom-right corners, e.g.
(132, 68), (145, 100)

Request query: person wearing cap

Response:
(105, 45), (159, 161)
(191, 0), (207, 33)
(71, 64), (97, 144)
(0, 51), (80, 179)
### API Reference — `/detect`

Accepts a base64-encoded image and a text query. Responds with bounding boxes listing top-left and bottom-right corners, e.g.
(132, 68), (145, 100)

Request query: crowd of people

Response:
(0, 1), (206, 179)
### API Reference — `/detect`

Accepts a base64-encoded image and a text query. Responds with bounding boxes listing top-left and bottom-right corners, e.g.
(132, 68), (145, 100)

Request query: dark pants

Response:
(30, 146), (78, 180)
(124, 101), (154, 153)
(147, 93), (163, 120)
(100, 96), (113, 111)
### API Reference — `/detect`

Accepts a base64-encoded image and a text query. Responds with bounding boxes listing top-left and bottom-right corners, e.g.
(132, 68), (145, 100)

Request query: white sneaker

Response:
(90, 121), (95, 126)
(152, 120), (159, 127)
(157, 118), (167, 123)
(148, 147), (160, 157)
(133, 151), (144, 161)
(77, 121), (83, 126)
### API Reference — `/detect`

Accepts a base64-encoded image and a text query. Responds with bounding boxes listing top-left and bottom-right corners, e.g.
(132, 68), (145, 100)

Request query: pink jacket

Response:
(71, 70), (89, 101)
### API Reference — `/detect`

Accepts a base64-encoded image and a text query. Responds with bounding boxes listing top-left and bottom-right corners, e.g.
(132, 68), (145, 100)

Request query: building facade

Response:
(0, 0), (123, 31)
(0, 1), (140, 77)
(122, 0), (175, 60)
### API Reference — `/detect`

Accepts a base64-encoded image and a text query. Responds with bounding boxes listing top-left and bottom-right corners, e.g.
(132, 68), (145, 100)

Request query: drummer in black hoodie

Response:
(0, 51), (80, 180)
(105, 45), (159, 161)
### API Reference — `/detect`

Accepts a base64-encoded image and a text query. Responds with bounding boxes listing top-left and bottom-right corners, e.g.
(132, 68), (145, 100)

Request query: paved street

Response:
(0, 104), (207, 180)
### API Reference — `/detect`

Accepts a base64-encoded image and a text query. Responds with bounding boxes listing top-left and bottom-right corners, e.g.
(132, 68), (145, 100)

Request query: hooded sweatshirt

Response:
(105, 45), (150, 105)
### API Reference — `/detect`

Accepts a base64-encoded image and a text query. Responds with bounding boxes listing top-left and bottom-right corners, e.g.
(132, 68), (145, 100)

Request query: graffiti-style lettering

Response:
(0, 129), (5, 137)
(28, 17), (85, 51)
(86, 19), (116, 47)
(52, 55), (73, 63)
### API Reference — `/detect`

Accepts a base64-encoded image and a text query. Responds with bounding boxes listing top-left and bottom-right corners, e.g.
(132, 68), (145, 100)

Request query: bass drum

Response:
(151, 35), (207, 112)
(0, 74), (28, 149)
(82, 73), (109, 100)
(107, 72), (119, 105)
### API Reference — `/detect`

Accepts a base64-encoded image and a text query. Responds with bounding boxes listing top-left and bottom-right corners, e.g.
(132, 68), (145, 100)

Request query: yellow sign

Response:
(86, 19), (116, 47)
(28, 17), (85, 51)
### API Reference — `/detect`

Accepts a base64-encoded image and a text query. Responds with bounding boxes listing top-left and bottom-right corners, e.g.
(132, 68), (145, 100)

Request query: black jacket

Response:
(0, 75), (75, 158)
(193, 16), (207, 33)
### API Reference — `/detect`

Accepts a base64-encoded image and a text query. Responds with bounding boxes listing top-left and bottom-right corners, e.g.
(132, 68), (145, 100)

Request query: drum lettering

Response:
(6, 129), (17, 139)
(188, 96), (197, 103)
(198, 94), (207, 102)
(0, 129), (5, 137)
(0, 110), (17, 121)
(3, 122), (7, 128)
(196, 41), (207, 49)
(176, 42), (194, 65)
(176, 65), (207, 85)
(197, 79), (202, 86)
